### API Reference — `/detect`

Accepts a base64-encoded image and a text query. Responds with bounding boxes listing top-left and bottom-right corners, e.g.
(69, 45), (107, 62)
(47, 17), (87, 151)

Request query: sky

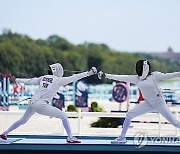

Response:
(0, 0), (180, 52)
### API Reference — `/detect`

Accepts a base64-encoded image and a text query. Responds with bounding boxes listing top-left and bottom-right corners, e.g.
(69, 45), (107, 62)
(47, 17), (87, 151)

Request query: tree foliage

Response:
(0, 30), (180, 83)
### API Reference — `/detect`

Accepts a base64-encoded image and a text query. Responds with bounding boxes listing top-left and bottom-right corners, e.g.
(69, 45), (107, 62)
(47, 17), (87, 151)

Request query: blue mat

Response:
(0, 135), (180, 153)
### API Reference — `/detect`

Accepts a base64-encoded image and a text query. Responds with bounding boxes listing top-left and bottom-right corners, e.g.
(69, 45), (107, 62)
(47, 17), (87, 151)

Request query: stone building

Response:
(148, 46), (180, 62)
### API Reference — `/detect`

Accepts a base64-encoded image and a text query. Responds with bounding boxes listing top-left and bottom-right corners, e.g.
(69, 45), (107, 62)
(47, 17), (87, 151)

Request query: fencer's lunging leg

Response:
(4, 102), (35, 135)
(156, 103), (180, 128)
(62, 118), (73, 138)
(120, 101), (154, 138)
(120, 118), (131, 138)
(35, 100), (73, 138)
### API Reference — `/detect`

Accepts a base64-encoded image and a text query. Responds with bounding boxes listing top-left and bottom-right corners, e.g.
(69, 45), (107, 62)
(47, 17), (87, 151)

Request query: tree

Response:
(1, 31), (180, 83)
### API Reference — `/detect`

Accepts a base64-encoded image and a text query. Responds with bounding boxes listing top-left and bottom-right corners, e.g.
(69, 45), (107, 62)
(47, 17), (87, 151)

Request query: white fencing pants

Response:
(120, 101), (180, 138)
(120, 101), (154, 138)
(4, 100), (73, 138)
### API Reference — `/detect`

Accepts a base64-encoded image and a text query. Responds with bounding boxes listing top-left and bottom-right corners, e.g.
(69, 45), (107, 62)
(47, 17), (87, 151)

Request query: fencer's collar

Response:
(139, 60), (149, 80)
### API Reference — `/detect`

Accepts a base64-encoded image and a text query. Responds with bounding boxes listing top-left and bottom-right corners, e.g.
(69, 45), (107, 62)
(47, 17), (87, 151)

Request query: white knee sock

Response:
(120, 118), (131, 138)
(4, 119), (24, 135)
(62, 118), (73, 138)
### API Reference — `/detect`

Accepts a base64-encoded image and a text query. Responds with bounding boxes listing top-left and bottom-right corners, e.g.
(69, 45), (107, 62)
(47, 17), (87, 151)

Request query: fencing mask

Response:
(136, 60), (150, 80)
(49, 63), (64, 77)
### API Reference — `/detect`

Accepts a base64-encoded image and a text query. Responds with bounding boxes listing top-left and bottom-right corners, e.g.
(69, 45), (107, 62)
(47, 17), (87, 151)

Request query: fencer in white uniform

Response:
(98, 60), (180, 143)
(1, 63), (97, 143)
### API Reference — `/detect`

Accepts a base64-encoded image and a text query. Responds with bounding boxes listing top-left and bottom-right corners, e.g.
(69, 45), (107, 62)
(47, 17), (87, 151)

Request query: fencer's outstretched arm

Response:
(154, 71), (180, 81)
(16, 77), (42, 85)
(105, 74), (138, 84)
(98, 71), (138, 84)
(61, 67), (97, 85)
(9, 74), (41, 85)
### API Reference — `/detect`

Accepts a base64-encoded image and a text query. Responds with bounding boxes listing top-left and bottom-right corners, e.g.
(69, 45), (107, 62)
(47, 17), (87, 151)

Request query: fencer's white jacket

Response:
(16, 71), (93, 103)
(106, 71), (180, 107)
